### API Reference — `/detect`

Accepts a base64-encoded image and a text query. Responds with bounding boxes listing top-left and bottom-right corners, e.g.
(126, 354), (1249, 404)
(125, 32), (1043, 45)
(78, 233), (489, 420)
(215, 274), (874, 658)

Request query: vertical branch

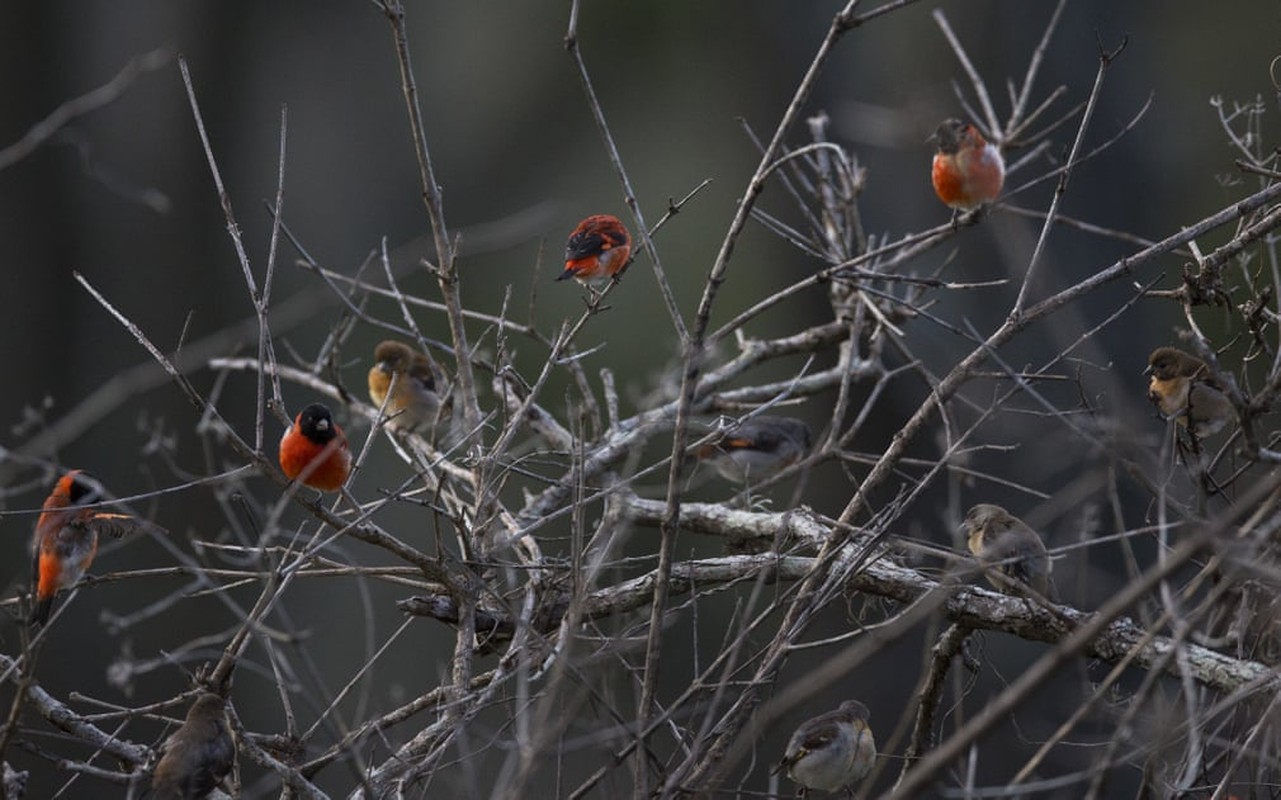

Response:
(379, 2), (481, 437)
(894, 624), (971, 786)
(1011, 40), (1125, 315)
(628, 3), (864, 792)
(178, 58), (271, 449)
(563, 3), (689, 345)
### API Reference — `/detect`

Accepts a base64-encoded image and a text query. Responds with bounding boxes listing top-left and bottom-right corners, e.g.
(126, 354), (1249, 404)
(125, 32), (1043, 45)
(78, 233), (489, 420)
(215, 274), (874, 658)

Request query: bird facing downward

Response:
(558, 214), (632, 286)
(1146, 346), (1234, 438)
(930, 118), (1005, 212)
(30, 470), (160, 626)
(368, 340), (445, 431)
(151, 692), (235, 800)
(961, 503), (1056, 601)
(695, 415), (812, 484)
(278, 403), (352, 493)
(776, 700), (876, 796)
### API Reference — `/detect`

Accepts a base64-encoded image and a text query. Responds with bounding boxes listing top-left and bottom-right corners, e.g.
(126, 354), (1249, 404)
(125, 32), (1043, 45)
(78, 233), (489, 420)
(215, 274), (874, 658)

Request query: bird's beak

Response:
(1142, 365), (1152, 376)
(378, 361), (393, 375)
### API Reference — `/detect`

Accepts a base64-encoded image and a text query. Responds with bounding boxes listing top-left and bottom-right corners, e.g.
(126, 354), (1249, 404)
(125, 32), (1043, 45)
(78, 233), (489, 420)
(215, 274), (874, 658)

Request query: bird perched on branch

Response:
(30, 470), (161, 626)
(695, 415), (811, 484)
(151, 692), (235, 800)
(368, 339), (447, 432)
(962, 503), (1056, 601)
(930, 118), (1005, 213)
(776, 700), (876, 797)
(558, 214), (632, 287)
(1146, 346), (1234, 438)
(279, 403), (351, 493)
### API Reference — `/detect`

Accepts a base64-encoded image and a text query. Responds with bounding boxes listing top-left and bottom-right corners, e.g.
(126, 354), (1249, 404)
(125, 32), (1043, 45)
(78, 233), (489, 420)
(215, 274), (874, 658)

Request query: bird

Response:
(961, 503), (1056, 601)
(558, 214), (632, 286)
(278, 403), (352, 493)
(151, 692), (235, 800)
(930, 118), (1005, 212)
(695, 415), (812, 484)
(1146, 346), (1234, 438)
(29, 470), (159, 626)
(367, 340), (446, 431)
(775, 700), (876, 797)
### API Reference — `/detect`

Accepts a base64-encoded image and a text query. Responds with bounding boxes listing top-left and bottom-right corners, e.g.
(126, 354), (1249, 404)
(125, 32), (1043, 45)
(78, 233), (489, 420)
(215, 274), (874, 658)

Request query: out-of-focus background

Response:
(0, 1), (1276, 796)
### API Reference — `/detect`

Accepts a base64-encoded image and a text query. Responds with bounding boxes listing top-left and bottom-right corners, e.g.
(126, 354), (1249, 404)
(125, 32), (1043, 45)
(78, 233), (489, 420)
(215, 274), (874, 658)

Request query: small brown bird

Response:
(695, 415), (812, 484)
(367, 340), (446, 431)
(151, 693), (235, 800)
(961, 503), (1056, 601)
(775, 700), (876, 797)
(1146, 346), (1234, 438)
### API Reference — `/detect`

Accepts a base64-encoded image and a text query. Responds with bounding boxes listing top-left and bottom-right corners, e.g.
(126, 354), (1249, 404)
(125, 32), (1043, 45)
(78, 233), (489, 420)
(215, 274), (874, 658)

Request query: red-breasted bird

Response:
(1146, 346), (1234, 438)
(558, 214), (632, 286)
(279, 403), (352, 493)
(696, 415), (811, 483)
(151, 692), (235, 800)
(930, 118), (1005, 212)
(775, 700), (876, 796)
(368, 340), (447, 431)
(962, 503), (1056, 601)
(29, 470), (158, 626)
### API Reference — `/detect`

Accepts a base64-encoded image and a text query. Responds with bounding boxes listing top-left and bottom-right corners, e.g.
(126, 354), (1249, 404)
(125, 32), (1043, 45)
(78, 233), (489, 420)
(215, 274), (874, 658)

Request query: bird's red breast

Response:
(931, 118), (1005, 212)
(279, 403), (352, 492)
(30, 470), (157, 625)
(558, 214), (632, 284)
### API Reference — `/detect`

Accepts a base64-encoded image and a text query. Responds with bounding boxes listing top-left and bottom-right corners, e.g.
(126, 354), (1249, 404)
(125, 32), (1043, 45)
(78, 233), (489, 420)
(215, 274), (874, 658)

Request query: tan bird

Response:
(962, 503), (1056, 601)
(368, 340), (447, 432)
(775, 700), (876, 797)
(1146, 346), (1234, 438)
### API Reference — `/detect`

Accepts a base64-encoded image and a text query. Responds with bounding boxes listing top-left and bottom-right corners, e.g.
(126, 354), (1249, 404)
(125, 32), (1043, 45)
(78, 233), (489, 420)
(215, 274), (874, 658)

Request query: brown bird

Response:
(961, 503), (1056, 601)
(775, 700), (876, 797)
(151, 693), (235, 800)
(1146, 346), (1234, 438)
(367, 340), (447, 431)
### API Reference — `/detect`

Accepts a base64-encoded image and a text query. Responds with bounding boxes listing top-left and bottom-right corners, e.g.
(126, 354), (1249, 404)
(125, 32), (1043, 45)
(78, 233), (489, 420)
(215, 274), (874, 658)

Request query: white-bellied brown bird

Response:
(776, 700), (876, 797)
(1146, 346), (1234, 438)
(367, 340), (447, 432)
(695, 415), (812, 484)
(961, 503), (1056, 601)
(151, 692), (235, 799)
